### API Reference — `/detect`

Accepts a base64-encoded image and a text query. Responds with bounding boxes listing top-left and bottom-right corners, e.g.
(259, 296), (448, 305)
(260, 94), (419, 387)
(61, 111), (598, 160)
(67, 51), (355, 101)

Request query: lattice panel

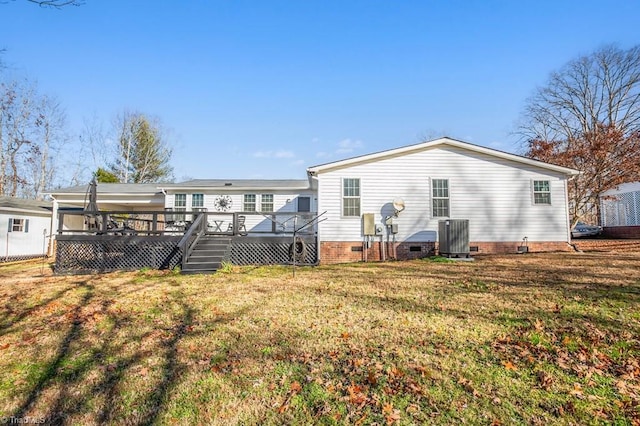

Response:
(229, 241), (317, 266)
(56, 240), (181, 273)
(602, 191), (640, 227)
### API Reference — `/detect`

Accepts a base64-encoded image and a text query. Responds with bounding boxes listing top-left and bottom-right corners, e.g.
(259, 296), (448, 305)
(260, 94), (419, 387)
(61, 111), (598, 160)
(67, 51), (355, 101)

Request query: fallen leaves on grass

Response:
(502, 361), (518, 371)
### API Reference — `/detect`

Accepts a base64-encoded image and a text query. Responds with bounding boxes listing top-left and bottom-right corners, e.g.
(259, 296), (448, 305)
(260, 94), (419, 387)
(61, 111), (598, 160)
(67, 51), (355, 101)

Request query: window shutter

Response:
(25, 219), (29, 233)
(8, 218), (13, 233)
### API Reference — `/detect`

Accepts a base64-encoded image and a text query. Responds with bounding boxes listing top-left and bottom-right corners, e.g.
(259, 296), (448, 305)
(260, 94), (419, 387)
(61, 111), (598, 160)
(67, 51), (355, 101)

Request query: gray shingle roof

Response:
(49, 178), (315, 197)
(0, 196), (52, 213)
(50, 183), (163, 195)
(162, 179), (312, 190)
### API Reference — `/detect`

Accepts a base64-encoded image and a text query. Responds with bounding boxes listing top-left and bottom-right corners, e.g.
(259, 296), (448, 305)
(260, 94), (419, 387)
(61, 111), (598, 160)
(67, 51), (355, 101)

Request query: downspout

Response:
(49, 196), (58, 257)
(307, 171), (321, 265)
(565, 174), (577, 244)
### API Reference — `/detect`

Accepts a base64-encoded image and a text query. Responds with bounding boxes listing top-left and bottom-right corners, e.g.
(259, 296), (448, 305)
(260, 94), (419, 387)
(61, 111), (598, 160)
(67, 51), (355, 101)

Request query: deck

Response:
(55, 210), (319, 274)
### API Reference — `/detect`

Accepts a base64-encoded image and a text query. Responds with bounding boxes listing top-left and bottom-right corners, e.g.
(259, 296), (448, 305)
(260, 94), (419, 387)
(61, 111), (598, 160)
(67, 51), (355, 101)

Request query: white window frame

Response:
(8, 218), (29, 233)
(191, 193), (204, 209)
(532, 180), (552, 205)
(431, 178), (450, 218)
(260, 194), (274, 212)
(243, 194), (257, 212)
(342, 178), (361, 217)
(174, 194), (187, 221)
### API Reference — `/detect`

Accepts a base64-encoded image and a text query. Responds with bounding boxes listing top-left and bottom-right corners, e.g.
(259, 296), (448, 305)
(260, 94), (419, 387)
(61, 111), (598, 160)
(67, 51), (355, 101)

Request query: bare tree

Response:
(28, 94), (67, 199)
(0, 79), (35, 196)
(520, 45), (640, 225)
(18, 0), (84, 7)
(520, 45), (640, 143)
(0, 78), (67, 198)
(67, 113), (108, 186)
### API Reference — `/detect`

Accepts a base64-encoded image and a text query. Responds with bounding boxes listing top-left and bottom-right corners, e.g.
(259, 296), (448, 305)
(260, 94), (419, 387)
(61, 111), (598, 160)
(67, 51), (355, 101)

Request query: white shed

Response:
(307, 137), (579, 263)
(0, 197), (53, 261)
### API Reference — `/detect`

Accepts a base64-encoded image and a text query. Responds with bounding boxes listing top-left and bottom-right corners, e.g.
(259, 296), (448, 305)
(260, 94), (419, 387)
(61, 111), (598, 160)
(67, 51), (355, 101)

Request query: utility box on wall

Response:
(362, 214), (375, 236)
(438, 219), (470, 257)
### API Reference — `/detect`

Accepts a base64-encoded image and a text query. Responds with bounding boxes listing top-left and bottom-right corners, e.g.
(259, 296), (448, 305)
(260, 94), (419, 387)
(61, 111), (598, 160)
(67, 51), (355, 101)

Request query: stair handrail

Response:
(178, 212), (207, 266)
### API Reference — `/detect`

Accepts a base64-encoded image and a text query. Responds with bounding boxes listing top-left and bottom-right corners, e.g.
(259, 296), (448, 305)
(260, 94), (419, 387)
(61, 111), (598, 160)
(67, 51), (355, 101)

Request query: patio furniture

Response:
(227, 215), (247, 235)
(212, 220), (224, 232)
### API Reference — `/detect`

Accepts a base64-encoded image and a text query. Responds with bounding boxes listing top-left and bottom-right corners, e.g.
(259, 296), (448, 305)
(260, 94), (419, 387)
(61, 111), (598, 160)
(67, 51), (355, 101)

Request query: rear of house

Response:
(47, 137), (579, 271)
(308, 137), (578, 263)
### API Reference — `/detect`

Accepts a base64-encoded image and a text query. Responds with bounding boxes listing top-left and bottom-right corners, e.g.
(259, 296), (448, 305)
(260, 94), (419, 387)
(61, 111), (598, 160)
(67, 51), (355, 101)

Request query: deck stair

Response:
(181, 235), (231, 274)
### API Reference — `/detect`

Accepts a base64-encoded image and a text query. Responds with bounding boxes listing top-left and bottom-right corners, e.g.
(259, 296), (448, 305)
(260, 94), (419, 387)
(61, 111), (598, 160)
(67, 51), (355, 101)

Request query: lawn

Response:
(0, 252), (639, 425)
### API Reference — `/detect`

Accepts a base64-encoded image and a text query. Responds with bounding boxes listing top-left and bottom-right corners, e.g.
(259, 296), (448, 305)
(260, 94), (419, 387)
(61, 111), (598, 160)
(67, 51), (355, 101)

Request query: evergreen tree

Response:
(110, 112), (173, 183)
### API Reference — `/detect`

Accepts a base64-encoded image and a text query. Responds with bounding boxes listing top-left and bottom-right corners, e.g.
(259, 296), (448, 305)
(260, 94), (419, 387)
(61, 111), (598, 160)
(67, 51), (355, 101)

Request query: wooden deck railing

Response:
(177, 212), (207, 266)
(57, 210), (319, 236)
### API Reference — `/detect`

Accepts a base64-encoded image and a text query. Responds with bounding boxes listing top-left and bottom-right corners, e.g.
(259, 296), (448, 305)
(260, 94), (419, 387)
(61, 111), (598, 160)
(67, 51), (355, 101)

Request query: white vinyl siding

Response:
(431, 179), (449, 217)
(342, 178), (361, 217)
(533, 180), (551, 205)
(316, 145), (570, 243)
(2, 213), (48, 257)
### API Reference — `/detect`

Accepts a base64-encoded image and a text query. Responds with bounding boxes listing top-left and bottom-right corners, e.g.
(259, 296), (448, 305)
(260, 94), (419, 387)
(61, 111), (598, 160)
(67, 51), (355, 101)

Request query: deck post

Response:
(152, 213), (158, 232)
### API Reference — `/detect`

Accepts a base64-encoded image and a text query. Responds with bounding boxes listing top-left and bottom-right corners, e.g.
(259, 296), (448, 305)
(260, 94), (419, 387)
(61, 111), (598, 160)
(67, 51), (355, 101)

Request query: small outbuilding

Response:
(0, 197), (54, 261)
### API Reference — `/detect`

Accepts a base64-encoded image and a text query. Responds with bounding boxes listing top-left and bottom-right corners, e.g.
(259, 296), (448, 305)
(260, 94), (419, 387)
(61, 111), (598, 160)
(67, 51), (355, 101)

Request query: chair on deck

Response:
(227, 215), (247, 235)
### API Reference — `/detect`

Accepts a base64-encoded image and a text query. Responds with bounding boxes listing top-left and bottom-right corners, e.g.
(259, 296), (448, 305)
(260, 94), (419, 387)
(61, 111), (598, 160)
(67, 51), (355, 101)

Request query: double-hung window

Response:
(191, 193), (204, 209)
(261, 194), (274, 212)
(243, 194), (256, 212)
(432, 179), (450, 217)
(342, 178), (361, 217)
(8, 218), (29, 233)
(533, 180), (551, 205)
(174, 194), (187, 221)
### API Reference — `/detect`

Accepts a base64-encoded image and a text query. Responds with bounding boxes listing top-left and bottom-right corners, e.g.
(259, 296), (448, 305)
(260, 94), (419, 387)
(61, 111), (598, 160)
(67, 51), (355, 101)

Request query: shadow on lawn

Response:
(11, 281), (95, 421)
(6, 277), (252, 425)
(0, 284), (80, 338)
(314, 253), (640, 336)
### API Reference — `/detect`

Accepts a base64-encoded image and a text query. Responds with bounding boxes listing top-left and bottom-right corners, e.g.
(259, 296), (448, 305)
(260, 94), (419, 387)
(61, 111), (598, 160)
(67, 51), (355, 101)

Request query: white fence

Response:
(601, 190), (640, 227)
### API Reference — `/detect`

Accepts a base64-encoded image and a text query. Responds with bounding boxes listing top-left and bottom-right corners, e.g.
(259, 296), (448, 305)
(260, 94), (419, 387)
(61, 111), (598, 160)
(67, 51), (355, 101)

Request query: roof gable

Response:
(307, 137), (579, 176)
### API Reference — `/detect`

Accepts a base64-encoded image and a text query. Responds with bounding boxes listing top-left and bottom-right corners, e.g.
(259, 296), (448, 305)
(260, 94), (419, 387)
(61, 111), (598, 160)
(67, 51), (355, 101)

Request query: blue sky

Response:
(1, 0), (639, 181)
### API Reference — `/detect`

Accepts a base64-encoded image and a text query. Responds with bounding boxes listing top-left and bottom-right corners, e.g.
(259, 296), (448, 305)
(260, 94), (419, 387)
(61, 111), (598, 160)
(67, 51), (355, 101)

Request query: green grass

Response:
(0, 253), (639, 424)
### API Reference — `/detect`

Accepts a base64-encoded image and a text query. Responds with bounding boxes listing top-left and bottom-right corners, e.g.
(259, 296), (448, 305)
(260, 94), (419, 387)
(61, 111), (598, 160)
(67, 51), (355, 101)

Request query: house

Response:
(600, 182), (640, 238)
(48, 137), (579, 270)
(0, 197), (54, 261)
(307, 137), (579, 262)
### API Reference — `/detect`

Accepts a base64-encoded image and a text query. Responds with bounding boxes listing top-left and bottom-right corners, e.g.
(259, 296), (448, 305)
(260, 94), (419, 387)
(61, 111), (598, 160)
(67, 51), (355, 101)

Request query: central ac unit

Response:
(438, 219), (470, 257)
